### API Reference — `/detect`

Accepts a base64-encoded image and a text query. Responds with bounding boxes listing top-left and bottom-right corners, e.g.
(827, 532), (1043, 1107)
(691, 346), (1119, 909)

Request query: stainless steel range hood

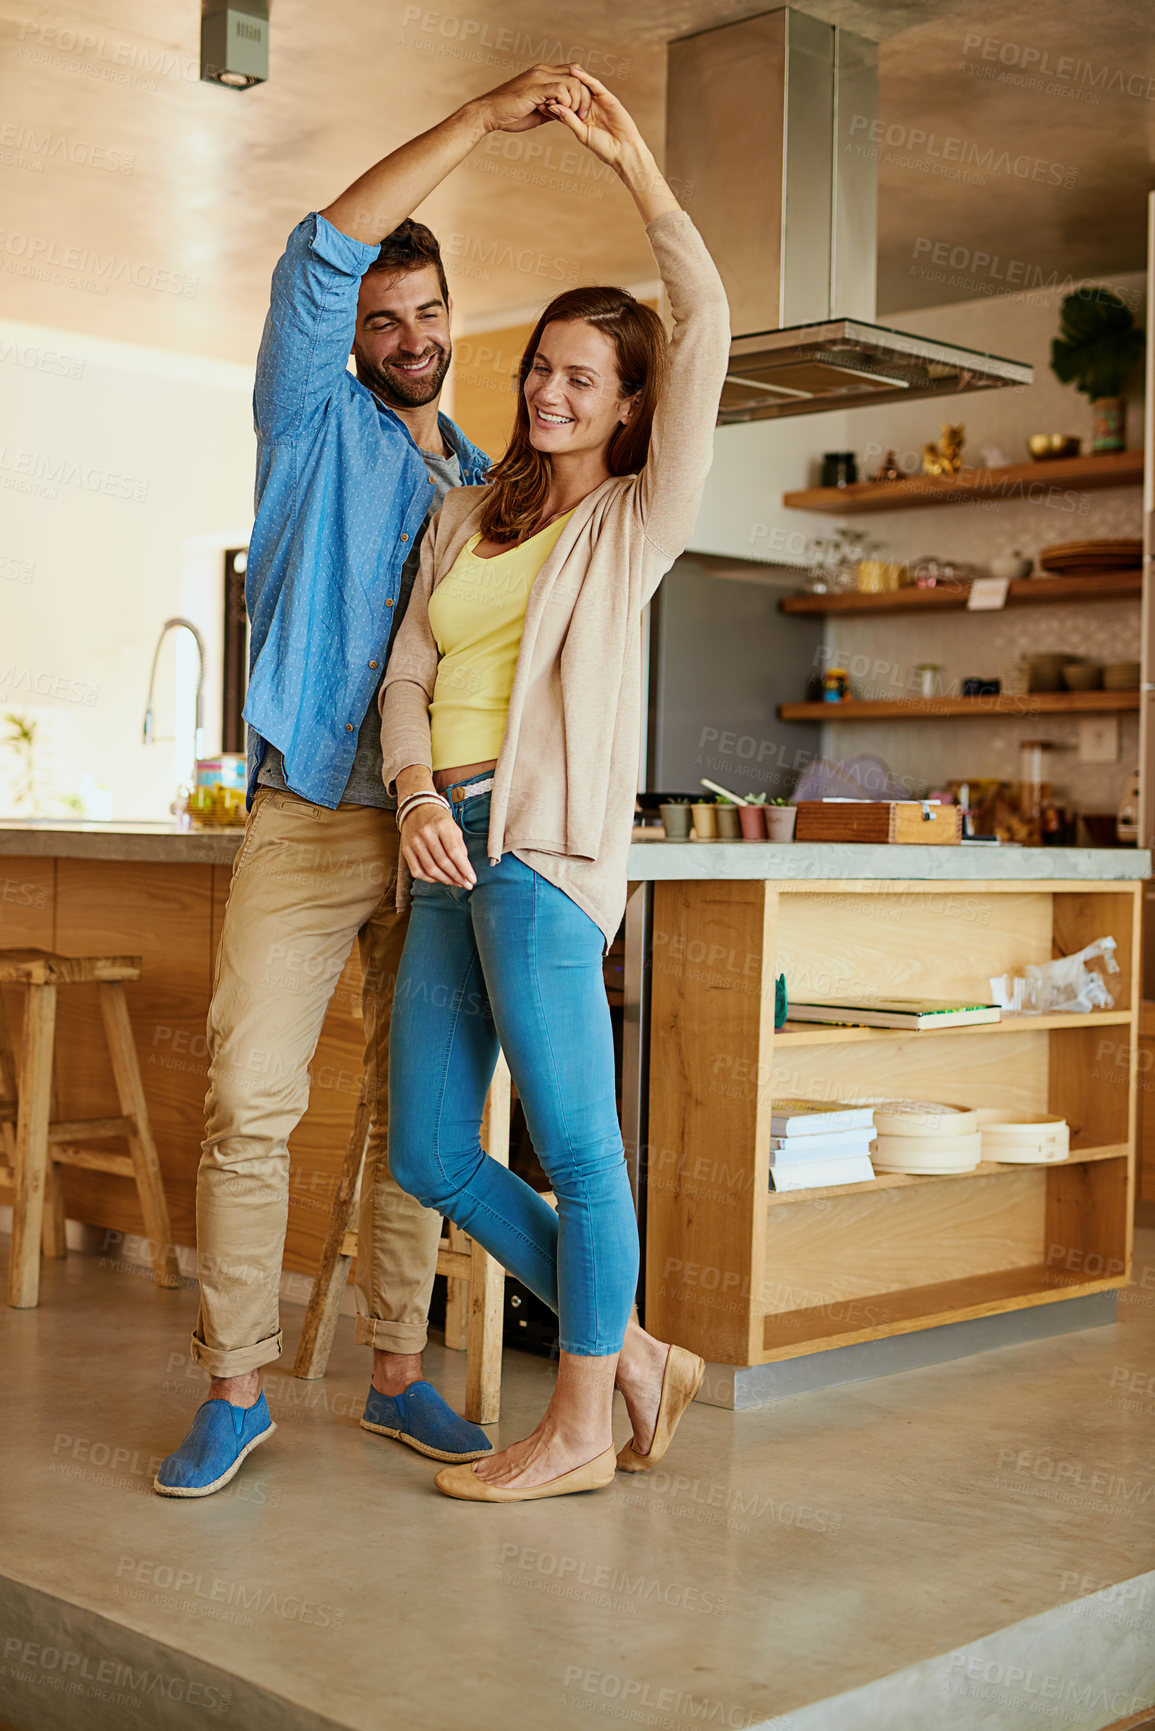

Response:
(667, 9), (1033, 423)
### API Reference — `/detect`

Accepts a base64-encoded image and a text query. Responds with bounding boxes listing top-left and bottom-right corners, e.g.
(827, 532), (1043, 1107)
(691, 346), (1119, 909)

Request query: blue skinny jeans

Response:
(388, 788), (638, 1356)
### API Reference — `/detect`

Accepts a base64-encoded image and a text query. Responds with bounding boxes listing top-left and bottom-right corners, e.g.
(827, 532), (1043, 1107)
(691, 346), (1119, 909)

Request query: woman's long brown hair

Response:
(478, 286), (669, 545)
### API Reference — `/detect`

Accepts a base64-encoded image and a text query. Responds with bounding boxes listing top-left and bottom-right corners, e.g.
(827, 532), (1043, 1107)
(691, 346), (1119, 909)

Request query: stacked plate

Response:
(975, 1110), (1069, 1164)
(1102, 661), (1141, 690)
(871, 1102), (982, 1174)
(1038, 539), (1142, 577)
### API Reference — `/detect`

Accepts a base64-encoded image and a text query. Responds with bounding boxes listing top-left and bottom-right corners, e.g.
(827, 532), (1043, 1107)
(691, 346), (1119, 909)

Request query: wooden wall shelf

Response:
(782, 449), (1144, 515)
(779, 570), (1142, 617)
(779, 691), (1140, 723)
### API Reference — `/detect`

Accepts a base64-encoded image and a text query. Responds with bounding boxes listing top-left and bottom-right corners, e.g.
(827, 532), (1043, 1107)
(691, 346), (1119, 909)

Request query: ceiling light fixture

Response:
(201, 0), (268, 90)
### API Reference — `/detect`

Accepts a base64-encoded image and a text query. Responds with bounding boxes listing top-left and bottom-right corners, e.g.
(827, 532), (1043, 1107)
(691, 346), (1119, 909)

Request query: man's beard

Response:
(354, 341), (451, 408)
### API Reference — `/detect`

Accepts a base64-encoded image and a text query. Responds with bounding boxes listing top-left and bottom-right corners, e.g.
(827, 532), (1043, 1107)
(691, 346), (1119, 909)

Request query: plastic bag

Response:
(991, 935), (1119, 1015)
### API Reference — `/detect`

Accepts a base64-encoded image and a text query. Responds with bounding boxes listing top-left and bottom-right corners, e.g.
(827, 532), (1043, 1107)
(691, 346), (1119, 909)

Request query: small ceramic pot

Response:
(765, 805), (797, 842)
(691, 802), (717, 839)
(715, 805), (742, 839)
(738, 805), (767, 840)
(659, 803), (692, 840)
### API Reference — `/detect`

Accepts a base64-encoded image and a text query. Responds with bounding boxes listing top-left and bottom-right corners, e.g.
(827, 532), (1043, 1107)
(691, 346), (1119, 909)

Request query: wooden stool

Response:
(0, 950), (182, 1308)
(294, 1053), (511, 1425)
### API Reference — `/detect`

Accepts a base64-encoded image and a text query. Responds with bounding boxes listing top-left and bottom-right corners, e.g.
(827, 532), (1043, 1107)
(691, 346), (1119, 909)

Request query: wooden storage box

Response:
(794, 801), (962, 845)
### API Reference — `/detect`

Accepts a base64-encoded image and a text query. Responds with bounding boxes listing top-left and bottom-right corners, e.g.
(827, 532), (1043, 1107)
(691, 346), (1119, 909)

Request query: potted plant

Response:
(713, 794), (742, 840)
(659, 797), (692, 841)
(738, 792), (767, 840)
(1051, 288), (1144, 454)
(765, 797), (797, 842)
(690, 796), (717, 840)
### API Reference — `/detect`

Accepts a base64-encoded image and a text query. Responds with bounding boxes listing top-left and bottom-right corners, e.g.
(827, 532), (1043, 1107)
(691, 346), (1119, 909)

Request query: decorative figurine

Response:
(921, 423), (966, 477)
(868, 449), (903, 483)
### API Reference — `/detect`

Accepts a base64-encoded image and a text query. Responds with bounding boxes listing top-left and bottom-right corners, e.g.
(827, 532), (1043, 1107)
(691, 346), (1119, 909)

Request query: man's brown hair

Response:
(370, 219), (449, 307)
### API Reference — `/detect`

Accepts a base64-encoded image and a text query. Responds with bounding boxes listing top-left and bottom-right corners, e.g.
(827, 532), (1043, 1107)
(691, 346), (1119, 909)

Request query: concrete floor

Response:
(2, 1235), (1155, 1731)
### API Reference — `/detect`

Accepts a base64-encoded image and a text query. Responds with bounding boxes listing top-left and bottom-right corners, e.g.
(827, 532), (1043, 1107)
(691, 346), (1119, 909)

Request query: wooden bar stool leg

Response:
(40, 1155), (68, 1260)
(0, 987), (19, 1170)
(294, 1096), (371, 1379)
(0, 988), (63, 1257)
(41, 1038), (67, 1260)
(7, 982), (56, 1309)
(444, 1221), (469, 1351)
(98, 983), (181, 1289)
(465, 1055), (512, 1425)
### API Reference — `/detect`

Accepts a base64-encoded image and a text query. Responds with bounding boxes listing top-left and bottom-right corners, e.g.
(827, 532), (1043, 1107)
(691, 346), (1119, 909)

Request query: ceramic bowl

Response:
(988, 554), (1032, 582)
(1061, 663), (1102, 691)
(1026, 653), (1078, 693)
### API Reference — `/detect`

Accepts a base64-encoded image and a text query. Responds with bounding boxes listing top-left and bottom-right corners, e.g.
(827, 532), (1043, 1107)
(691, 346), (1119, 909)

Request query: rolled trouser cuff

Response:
(189, 1326), (283, 1378)
(354, 1315), (429, 1354)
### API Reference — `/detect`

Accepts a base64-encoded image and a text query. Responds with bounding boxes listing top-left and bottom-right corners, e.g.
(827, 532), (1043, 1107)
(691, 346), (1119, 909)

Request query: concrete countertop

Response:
(0, 819), (243, 866)
(626, 835), (1151, 881)
(0, 820), (1148, 881)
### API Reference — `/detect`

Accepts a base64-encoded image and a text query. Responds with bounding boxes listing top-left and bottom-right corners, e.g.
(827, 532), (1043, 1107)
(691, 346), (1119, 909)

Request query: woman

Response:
(381, 67), (731, 1503)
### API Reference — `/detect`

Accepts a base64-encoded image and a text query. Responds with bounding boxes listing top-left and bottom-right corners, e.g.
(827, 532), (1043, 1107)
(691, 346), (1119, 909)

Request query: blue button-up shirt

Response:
(244, 212), (490, 808)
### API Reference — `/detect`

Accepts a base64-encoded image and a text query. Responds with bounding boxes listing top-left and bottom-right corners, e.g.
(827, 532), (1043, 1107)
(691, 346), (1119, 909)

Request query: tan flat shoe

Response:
(434, 1447), (617, 1503)
(616, 1344), (705, 1473)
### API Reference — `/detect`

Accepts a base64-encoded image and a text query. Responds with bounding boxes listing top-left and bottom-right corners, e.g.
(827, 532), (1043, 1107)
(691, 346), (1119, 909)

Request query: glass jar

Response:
(1018, 740), (1056, 844)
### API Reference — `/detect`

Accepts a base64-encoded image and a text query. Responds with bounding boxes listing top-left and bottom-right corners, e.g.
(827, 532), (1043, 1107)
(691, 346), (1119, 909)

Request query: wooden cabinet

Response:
(0, 855), (364, 1277)
(646, 876), (1140, 1367)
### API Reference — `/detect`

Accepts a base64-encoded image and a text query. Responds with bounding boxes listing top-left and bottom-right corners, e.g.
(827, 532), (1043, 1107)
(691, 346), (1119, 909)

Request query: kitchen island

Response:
(0, 822), (1147, 1406)
(630, 837), (1148, 1405)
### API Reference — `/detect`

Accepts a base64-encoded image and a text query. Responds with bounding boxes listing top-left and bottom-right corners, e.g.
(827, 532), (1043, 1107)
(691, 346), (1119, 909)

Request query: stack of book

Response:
(769, 1100), (877, 1192)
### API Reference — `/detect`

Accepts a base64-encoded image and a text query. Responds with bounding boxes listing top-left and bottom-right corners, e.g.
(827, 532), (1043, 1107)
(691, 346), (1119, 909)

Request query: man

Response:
(155, 63), (592, 1497)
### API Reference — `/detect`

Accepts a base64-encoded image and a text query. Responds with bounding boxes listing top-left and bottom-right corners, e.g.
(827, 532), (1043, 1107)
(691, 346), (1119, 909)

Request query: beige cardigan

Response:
(380, 208), (731, 946)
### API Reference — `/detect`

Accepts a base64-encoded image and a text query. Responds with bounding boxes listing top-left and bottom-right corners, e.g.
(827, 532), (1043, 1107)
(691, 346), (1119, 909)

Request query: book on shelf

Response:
(768, 1099), (876, 1135)
(770, 1127), (876, 1161)
(786, 997), (1001, 1031)
(769, 1153), (876, 1192)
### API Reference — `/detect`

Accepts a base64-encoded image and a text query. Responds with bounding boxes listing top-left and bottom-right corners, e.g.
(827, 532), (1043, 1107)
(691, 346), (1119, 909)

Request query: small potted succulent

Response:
(690, 796), (718, 840)
(764, 797), (797, 842)
(713, 794), (742, 840)
(659, 797), (692, 840)
(1051, 287), (1144, 453)
(738, 792), (767, 840)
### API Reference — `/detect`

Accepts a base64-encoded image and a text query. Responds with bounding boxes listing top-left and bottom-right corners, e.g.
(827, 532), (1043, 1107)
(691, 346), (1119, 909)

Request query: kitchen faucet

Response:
(142, 616), (207, 768)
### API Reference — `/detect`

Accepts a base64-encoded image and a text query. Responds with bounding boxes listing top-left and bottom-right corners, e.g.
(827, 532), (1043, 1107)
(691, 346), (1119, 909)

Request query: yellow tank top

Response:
(428, 512), (572, 771)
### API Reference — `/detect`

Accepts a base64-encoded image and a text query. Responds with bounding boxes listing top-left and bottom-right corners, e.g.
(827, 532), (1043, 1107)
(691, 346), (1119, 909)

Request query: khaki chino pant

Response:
(190, 788), (443, 1376)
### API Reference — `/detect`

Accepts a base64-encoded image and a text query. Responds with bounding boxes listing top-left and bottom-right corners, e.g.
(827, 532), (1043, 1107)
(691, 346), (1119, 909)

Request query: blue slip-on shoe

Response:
(154, 1394), (276, 1498)
(360, 1381), (492, 1463)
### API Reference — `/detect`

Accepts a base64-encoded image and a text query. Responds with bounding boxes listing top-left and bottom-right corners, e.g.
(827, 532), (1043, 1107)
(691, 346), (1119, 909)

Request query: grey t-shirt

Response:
(258, 446), (462, 808)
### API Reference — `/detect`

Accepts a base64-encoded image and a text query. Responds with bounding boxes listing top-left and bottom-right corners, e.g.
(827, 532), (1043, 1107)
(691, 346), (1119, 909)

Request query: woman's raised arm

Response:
(548, 68), (731, 576)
